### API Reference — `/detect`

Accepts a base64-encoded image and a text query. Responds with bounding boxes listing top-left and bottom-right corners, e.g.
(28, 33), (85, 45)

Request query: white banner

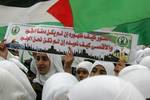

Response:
(5, 23), (137, 62)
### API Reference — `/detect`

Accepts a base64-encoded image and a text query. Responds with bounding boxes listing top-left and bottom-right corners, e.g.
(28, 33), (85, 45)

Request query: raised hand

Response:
(63, 47), (74, 73)
(0, 40), (8, 59)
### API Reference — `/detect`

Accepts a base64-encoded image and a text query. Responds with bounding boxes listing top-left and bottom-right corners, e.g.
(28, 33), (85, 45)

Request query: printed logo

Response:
(116, 35), (129, 47)
(11, 26), (20, 35)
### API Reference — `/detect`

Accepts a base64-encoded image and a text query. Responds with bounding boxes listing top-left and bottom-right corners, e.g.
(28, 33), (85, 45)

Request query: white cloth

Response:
(139, 56), (150, 70)
(0, 51), (19, 60)
(143, 48), (150, 57)
(19, 50), (33, 63)
(119, 65), (150, 98)
(0, 60), (36, 100)
(42, 72), (78, 100)
(135, 49), (144, 64)
(33, 54), (64, 85)
(0, 51), (27, 72)
(71, 57), (84, 68)
(76, 61), (93, 73)
(9, 58), (28, 73)
(30, 58), (37, 74)
(135, 48), (150, 64)
(0, 68), (29, 100)
(67, 76), (145, 100)
(90, 61), (115, 75)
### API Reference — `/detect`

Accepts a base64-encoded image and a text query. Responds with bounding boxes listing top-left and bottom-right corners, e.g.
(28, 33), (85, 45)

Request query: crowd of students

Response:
(0, 40), (150, 100)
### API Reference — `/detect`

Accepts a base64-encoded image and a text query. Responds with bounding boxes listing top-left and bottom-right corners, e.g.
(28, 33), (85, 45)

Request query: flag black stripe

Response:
(0, 0), (48, 7)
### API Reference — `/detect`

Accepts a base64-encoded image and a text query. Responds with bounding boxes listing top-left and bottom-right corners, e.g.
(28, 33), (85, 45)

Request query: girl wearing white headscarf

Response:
(42, 72), (78, 100)
(32, 53), (64, 100)
(0, 68), (29, 100)
(76, 61), (93, 81)
(33, 53), (64, 85)
(119, 65), (150, 99)
(139, 56), (150, 70)
(89, 61), (114, 77)
(0, 60), (36, 100)
(67, 76), (145, 100)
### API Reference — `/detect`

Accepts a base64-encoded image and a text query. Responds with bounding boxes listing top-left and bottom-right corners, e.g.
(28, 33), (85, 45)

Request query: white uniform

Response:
(119, 65), (150, 98)
(42, 72), (78, 100)
(0, 68), (29, 100)
(67, 76), (145, 100)
(0, 60), (36, 100)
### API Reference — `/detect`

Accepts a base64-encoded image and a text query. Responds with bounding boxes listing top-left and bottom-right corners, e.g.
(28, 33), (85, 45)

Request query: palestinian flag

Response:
(1, 0), (150, 45)
(0, 0), (62, 41)
(49, 0), (150, 33)
(47, 0), (150, 45)
(0, 0), (114, 41)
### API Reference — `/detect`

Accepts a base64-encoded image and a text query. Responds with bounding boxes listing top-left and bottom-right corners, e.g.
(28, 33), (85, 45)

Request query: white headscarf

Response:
(0, 68), (29, 100)
(30, 58), (37, 74)
(76, 61), (93, 73)
(139, 56), (150, 70)
(143, 48), (150, 57)
(135, 49), (144, 64)
(90, 61), (115, 75)
(33, 54), (64, 85)
(0, 60), (36, 100)
(71, 57), (84, 68)
(9, 58), (28, 73)
(119, 65), (150, 98)
(42, 72), (78, 100)
(67, 76), (145, 100)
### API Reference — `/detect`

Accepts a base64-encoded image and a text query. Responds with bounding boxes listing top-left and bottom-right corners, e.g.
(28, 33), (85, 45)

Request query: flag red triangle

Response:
(47, 0), (73, 27)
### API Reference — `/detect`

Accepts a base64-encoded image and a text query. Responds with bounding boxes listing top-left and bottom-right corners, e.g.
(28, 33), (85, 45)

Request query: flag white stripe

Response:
(0, 0), (59, 26)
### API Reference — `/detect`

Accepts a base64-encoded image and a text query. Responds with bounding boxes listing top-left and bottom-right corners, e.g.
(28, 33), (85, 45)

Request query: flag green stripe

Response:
(114, 18), (150, 45)
(30, 22), (63, 26)
(0, 26), (7, 41)
(69, 0), (150, 32)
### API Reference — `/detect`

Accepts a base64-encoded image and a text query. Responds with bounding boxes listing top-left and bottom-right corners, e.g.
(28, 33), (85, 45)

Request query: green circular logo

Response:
(11, 26), (20, 35)
(116, 35), (129, 47)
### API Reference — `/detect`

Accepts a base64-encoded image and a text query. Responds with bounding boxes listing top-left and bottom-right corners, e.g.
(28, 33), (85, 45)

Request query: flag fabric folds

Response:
(114, 18), (150, 46)
(69, 0), (150, 32)
(0, 0), (48, 7)
(47, 0), (73, 27)
(1, 0), (150, 46)
(0, 0), (62, 41)
(0, 0), (59, 26)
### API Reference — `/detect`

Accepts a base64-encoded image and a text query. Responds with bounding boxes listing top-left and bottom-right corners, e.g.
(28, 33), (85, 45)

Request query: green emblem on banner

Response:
(11, 26), (20, 35)
(116, 35), (129, 47)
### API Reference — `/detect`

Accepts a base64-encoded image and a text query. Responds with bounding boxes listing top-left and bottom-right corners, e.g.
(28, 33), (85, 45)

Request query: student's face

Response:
(90, 65), (107, 76)
(114, 61), (125, 76)
(36, 53), (51, 75)
(76, 68), (89, 81)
